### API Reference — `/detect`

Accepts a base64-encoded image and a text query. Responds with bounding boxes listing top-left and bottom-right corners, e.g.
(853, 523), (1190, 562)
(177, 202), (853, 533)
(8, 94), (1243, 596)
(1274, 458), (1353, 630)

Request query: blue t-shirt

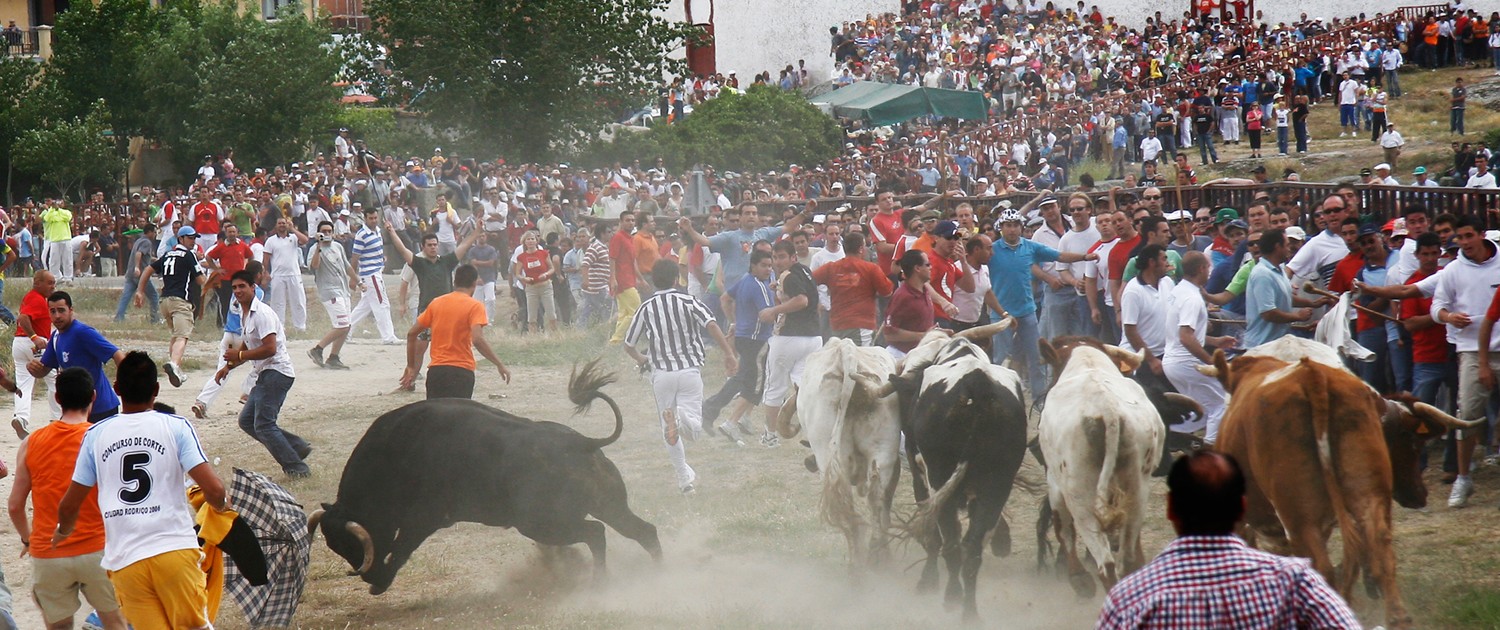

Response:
(707, 226), (783, 287)
(726, 273), (775, 341)
(1245, 258), (1293, 348)
(989, 237), (1060, 318)
(41, 319), (121, 411)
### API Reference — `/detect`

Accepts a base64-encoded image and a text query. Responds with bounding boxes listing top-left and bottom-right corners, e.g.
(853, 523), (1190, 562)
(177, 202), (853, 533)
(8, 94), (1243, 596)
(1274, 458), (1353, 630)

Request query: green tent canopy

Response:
(809, 81), (987, 126)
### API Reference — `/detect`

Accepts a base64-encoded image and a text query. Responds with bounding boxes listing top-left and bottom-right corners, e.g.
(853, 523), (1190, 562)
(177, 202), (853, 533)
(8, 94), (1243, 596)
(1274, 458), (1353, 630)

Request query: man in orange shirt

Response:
(401, 264), (511, 399)
(633, 212), (661, 293)
(7, 367), (127, 630)
(13, 270), (56, 438)
(811, 233), (894, 345)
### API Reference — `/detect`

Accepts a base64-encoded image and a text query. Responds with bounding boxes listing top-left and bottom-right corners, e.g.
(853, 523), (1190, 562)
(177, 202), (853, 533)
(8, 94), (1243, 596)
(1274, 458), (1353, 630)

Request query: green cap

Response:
(1213, 207), (1240, 224)
(123, 229), (143, 237)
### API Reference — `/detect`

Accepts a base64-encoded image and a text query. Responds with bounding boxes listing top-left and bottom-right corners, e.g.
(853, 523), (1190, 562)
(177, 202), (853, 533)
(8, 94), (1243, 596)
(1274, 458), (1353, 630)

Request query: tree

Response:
(137, 2), (341, 172)
(13, 102), (127, 200)
(580, 86), (843, 173)
(46, 0), (165, 155)
(0, 57), (44, 203)
(366, 0), (697, 160)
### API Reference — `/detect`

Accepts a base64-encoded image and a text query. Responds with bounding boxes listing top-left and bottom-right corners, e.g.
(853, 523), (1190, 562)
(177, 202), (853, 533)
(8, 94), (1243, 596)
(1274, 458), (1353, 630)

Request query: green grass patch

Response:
(1443, 587), (1500, 628)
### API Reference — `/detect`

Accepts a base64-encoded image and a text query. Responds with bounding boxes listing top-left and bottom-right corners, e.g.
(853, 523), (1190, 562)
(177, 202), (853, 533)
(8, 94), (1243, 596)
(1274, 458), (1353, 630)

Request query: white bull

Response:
(776, 338), (903, 570)
(1037, 339), (1164, 598)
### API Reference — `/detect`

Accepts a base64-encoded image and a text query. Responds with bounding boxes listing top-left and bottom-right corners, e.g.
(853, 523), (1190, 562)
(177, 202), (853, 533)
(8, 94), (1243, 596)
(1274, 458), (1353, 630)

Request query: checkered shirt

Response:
(1096, 535), (1361, 630)
(223, 468), (312, 628)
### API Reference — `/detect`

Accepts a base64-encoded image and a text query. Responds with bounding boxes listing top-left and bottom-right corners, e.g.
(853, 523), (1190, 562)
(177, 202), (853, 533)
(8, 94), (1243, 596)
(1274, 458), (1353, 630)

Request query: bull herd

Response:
(298, 328), (1475, 629)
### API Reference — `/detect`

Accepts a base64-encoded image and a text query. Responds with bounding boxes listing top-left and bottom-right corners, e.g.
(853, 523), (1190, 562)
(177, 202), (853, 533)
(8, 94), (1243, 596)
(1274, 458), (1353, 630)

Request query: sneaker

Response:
(307, 345), (325, 367)
(9, 417), (27, 439)
(165, 362), (183, 388)
(1449, 476), (1475, 508)
(325, 356), (351, 370)
(716, 421), (745, 447)
(760, 431), (780, 448)
(191, 402), (207, 420)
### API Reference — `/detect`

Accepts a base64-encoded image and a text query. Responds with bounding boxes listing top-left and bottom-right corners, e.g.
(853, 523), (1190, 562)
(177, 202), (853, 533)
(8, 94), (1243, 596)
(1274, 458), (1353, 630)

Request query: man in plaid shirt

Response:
(1097, 452), (1359, 629)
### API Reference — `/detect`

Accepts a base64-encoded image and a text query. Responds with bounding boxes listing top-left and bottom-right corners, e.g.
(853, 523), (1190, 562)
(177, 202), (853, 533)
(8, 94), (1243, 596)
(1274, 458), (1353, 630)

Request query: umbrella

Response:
(223, 468), (312, 629)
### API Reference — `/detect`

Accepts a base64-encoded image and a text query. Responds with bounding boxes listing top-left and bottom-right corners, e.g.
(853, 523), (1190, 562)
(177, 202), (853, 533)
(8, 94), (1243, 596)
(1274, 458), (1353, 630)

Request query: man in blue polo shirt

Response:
(1245, 228), (1321, 348)
(989, 208), (1095, 398)
(28, 290), (125, 423)
(679, 203), (809, 289)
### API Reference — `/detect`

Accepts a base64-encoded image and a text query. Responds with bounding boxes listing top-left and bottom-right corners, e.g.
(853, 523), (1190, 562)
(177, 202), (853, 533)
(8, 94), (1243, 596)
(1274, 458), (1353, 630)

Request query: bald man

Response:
(13, 270), (58, 437)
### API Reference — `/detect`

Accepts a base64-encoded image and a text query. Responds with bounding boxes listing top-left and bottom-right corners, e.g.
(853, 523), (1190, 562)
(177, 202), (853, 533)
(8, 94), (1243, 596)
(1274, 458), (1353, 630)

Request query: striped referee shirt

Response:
(352, 225), (384, 277)
(624, 289), (716, 372)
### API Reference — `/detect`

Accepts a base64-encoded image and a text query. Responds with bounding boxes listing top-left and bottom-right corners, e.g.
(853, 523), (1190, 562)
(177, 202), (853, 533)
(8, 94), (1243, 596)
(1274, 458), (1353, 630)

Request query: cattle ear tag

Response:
(1415, 422), (1432, 436)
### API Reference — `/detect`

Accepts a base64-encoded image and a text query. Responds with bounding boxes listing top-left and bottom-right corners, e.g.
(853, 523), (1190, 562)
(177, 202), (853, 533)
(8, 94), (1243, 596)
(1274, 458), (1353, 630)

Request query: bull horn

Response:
(1195, 364), (1220, 377)
(307, 508), (325, 537)
(955, 317), (1014, 341)
(1414, 402), (1485, 430)
(1162, 393), (1206, 421)
(851, 373), (896, 398)
(1102, 345), (1146, 371)
(346, 521), (375, 575)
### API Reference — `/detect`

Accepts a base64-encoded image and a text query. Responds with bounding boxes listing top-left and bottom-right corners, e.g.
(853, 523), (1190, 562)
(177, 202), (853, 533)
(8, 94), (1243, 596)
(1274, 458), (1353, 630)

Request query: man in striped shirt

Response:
(623, 260), (738, 495)
(347, 206), (399, 344)
(577, 224), (613, 327)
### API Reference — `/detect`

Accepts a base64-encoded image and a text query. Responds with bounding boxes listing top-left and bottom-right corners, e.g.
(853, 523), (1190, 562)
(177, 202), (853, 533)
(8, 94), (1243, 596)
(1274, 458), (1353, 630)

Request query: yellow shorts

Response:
(107, 548), (211, 630)
(32, 551), (120, 624)
(161, 297), (196, 340)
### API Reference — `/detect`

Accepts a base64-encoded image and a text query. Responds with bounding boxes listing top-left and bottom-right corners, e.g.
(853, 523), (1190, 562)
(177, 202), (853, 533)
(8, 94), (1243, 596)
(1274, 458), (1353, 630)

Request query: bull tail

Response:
(905, 462), (969, 543)
(570, 359), (624, 450)
(1093, 414), (1124, 531)
(1301, 358), (1363, 564)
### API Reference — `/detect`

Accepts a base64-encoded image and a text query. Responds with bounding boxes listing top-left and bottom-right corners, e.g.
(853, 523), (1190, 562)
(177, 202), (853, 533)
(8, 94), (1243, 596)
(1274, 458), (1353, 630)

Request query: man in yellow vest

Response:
(39, 201), (74, 282)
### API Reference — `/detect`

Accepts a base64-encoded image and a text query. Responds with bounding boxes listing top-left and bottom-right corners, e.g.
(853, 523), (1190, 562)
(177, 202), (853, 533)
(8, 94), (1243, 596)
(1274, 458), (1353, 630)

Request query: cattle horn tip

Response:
(1415, 402), (1485, 430)
(346, 521), (375, 575)
(1195, 364), (1219, 377)
(307, 508), (325, 537)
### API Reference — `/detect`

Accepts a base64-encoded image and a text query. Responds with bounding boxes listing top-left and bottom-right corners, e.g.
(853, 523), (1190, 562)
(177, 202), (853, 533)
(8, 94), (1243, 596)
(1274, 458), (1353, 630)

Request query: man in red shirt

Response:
(1325, 218), (1365, 294)
(608, 212), (640, 344)
(927, 220), (975, 326)
(190, 188), (223, 251)
(1404, 232), (1455, 482)
(812, 233), (894, 345)
(883, 250), (935, 359)
(12, 270), (55, 437)
(1107, 207), (1142, 309)
(867, 188), (905, 276)
(204, 221), (253, 329)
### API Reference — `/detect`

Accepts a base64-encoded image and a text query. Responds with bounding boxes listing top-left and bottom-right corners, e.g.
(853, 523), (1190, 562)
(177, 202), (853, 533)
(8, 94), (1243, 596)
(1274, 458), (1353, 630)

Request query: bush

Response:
(573, 85), (841, 173)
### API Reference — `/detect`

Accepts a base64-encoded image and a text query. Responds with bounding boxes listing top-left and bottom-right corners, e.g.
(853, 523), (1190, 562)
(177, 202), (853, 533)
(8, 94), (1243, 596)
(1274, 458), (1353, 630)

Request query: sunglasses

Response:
(1142, 195), (1163, 200)
(1320, 208), (1347, 216)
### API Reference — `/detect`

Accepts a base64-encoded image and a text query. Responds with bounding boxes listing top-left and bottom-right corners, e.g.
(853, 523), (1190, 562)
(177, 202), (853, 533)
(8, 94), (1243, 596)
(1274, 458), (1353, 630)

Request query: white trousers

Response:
(195, 332), (257, 408)
(1163, 358), (1228, 444)
(268, 275), (307, 331)
(762, 335), (821, 408)
(650, 367), (704, 490)
(44, 240), (73, 280)
(12, 336), (58, 422)
(349, 274), (398, 343)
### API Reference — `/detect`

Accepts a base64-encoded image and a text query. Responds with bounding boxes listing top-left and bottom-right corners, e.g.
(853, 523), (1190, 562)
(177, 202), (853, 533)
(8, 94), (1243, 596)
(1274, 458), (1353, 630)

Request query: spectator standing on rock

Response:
(1451, 77), (1467, 135)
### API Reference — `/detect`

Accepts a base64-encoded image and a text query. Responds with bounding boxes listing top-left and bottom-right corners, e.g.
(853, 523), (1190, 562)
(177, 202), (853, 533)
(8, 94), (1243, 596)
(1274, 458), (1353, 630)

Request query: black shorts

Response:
(426, 365), (476, 400)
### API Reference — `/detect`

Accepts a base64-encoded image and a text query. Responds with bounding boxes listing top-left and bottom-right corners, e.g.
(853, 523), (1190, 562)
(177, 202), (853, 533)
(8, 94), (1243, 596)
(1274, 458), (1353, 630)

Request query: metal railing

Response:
(1, 29), (39, 58)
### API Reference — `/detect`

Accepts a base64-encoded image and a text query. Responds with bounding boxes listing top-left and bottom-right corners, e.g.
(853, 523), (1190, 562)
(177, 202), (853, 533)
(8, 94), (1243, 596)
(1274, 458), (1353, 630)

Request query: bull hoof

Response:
(991, 528), (1012, 558)
(1364, 573), (1382, 600)
(804, 455), (819, 473)
(917, 573), (938, 593)
(1068, 572), (1096, 599)
(369, 583), (389, 596)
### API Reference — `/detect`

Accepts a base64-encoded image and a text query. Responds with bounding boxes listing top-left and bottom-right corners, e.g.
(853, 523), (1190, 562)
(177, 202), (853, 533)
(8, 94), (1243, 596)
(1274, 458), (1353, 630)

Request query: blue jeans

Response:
(576, 290), (612, 327)
(1412, 361), (1454, 408)
(1294, 120), (1309, 152)
(1276, 127), (1289, 154)
(1385, 69), (1402, 97)
(1195, 130), (1218, 164)
(1451, 108), (1465, 135)
(1390, 332), (1413, 393)
(1040, 289), (1082, 339)
(1355, 327), (1391, 393)
(1095, 302), (1118, 345)
(238, 369), (309, 475)
(115, 274), (160, 323)
(992, 312), (1047, 397)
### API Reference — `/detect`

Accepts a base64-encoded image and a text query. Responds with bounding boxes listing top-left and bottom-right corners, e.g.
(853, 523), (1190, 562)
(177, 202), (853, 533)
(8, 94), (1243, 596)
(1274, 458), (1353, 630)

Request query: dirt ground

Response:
(0, 283), (1493, 629)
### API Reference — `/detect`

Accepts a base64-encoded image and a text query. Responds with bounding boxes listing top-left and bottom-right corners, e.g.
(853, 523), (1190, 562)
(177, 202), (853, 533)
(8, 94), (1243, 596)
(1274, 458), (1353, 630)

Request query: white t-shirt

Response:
(1467, 172), (1498, 189)
(264, 233), (303, 277)
(1059, 224), (1100, 295)
(239, 297), (295, 379)
(1120, 277), (1168, 356)
(809, 247), (846, 310)
(1338, 79), (1362, 105)
(1163, 278), (1209, 366)
(1286, 230), (1350, 286)
(72, 410), (209, 570)
(953, 263), (991, 323)
(1085, 238), (1118, 307)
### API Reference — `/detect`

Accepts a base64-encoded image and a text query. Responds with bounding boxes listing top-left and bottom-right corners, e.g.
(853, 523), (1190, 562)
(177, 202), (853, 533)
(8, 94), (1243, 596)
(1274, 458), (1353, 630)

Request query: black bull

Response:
(308, 361), (661, 594)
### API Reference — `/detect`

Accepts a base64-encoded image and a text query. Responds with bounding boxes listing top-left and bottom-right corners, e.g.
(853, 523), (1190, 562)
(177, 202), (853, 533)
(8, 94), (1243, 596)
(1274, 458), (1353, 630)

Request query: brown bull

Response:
(1209, 351), (1478, 629)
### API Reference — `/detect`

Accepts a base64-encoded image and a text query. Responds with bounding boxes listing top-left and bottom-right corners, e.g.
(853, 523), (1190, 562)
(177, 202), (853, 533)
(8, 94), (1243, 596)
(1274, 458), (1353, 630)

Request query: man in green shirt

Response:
(39, 201), (74, 281)
(227, 190), (257, 235)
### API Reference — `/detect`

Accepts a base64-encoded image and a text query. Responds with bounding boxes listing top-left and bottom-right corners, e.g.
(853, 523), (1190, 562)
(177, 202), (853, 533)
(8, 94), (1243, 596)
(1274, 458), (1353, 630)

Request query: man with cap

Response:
(1358, 167), (1377, 186)
(989, 205), (1097, 398)
(1207, 209), (1243, 268)
(1373, 163), (1400, 186)
(1249, 165), (1269, 185)
(1412, 166), (1439, 187)
(1031, 195), (1079, 338)
(1348, 222), (1400, 390)
(927, 220), (975, 330)
(134, 225), (206, 388)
